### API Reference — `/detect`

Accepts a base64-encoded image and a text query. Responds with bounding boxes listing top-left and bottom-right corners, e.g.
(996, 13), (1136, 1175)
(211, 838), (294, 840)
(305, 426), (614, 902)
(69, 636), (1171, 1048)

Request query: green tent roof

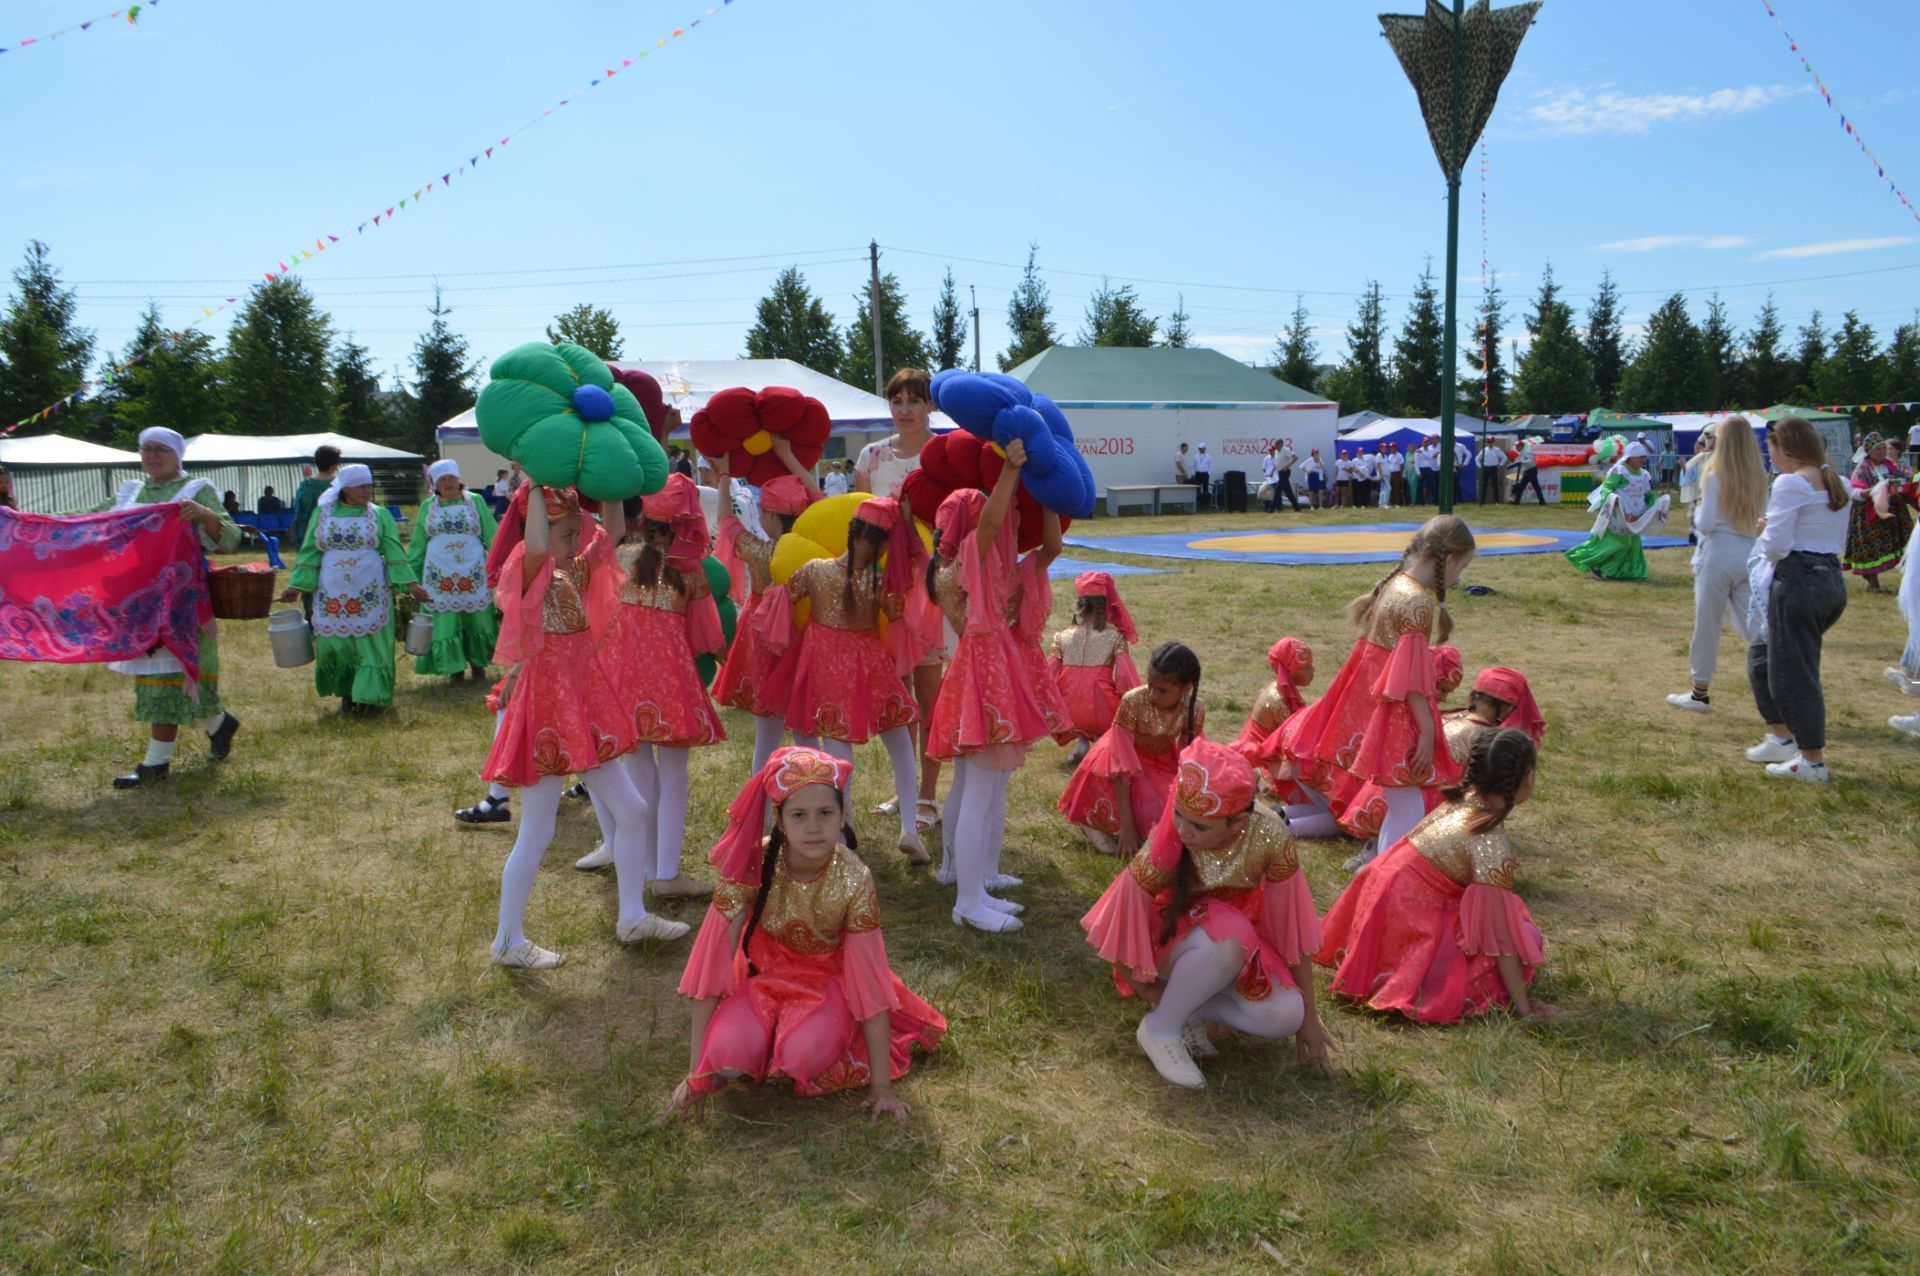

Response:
(1757, 404), (1853, 423)
(1586, 409), (1672, 431)
(1002, 346), (1324, 404)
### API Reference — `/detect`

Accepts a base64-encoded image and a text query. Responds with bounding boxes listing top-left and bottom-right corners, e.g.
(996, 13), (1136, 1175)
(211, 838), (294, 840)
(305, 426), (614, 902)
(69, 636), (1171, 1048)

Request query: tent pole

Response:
(1437, 0), (1464, 516)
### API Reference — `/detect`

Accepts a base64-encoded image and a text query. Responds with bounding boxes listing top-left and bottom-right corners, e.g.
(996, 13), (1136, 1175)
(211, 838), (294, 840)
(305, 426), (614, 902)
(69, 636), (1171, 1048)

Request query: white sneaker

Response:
(574, 842), (613, 870)
(1135, 1019), (1206, 1088)
(1181, 1019), (1220, 1060)
(616, 915), (691, 944)
(1665, 691), (1711, 714)
(952, 906), (1022, 934)
(492, 940), (563, 970)
(985, 873), (1024, 891)
(1764, 754), (1830, 784)
(1891, 713), (1920, 739)
(1745, 735), (1798, 764)
(1888, 667), (1920, 697)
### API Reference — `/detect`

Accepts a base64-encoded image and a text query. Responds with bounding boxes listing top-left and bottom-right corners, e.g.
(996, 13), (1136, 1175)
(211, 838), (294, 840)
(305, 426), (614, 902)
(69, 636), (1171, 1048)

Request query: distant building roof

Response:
(1003, 346), (1327, 405)
(182, 432), (425, 463)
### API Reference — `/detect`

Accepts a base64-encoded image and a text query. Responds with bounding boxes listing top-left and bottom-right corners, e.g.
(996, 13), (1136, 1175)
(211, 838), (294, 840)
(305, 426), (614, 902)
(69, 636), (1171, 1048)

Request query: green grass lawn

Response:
(2, 500), (1916, 1274)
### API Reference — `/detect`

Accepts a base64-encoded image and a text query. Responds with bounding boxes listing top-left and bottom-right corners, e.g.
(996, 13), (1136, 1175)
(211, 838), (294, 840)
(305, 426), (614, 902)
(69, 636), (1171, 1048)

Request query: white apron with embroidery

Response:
(421, 496), (489, 613)
(313, 508), (391, 638)
(107, 477), (217, 677)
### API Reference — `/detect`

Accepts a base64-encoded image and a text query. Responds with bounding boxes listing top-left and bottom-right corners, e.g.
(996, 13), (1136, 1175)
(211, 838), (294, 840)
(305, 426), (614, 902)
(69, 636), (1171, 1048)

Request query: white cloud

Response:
(1592, 234), (1755, 253)
(1752, 236), (1918, 260)
(1193, 332), (1275, 363)
(1523, 84), (1797, 137)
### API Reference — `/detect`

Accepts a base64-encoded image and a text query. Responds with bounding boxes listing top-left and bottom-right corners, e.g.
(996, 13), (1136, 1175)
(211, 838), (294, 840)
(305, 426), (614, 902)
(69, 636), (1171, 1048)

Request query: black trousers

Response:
(1476, 466), (1495, 504)
(1276, 469), (1301, 511)
(1746, 551), (1847, 750)
(1512, 467), (1545, 504)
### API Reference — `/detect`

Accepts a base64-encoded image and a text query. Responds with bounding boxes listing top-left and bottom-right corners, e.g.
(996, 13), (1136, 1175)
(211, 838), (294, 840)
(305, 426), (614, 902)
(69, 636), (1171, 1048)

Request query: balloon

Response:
(477, 342), (668, 502)
(769, 492), (931, 633)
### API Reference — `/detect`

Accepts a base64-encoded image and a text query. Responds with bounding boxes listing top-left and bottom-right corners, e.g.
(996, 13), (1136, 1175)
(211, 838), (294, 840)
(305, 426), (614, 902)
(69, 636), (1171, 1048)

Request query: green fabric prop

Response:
(476, 341), (670, 502)
(696, 553), (737, 686)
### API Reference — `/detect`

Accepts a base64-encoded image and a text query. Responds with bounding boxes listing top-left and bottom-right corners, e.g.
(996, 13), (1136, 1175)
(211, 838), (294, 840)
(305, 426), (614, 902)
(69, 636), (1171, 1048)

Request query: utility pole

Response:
(868, 240), (884, 395)
(1436, 0), (1463, 514)
(970, 284), (981, 372)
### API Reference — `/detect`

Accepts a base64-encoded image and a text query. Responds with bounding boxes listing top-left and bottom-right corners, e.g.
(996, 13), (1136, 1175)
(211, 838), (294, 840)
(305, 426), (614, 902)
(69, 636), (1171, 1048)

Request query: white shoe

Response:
(985, 873), (1024, 891)
(1665, 691), (1711, 714)
(574, 842), (614, 870)
(649, 873), (715, 900)
(492, 940), (563, 970)
(897, 828), (931, 866)
(1135, 1019), (1205, 1089)
(952, 906), (1022, 933)
(933, 856), (956, 886)
(1181, 1019), (1220, 1060)
(616, 915), (691, 944)
(1891, 713), (1920, 739)
(1887, 667), (1920, 696)
(982, 895), (1025, 916)
(1764, 754), (1830, 784)
(1084, 827), (1119, 856)
(1341, 839), (1379, 873)
(1745, 735), (1798, 764)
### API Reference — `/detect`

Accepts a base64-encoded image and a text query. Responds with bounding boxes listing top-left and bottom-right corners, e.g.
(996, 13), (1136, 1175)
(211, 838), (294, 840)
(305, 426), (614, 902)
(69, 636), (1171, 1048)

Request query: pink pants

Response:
(697, 978), (853, 1087)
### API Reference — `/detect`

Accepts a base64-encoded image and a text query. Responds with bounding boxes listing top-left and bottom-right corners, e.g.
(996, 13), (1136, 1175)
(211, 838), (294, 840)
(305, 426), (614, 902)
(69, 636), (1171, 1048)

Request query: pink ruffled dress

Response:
(1010, 555), (1073, 740)
(710, 520), (788, 718)
(779, 558), (919, 743)
(596, 542), (726, 749)
(1048, 623), (1141, 743)
(1314, 798), (1543, 1023)
(1230, 678), (1305, 798)
(926, 540), (1054, 763)
(1281, 575), (1461, 790)
(678, 844), (946, 1095)
(1081, 810), (1320, 999)
(1058, 686), (1207, 837)
(482, 530), (639, 787)
(1336, 711), (1488, 840)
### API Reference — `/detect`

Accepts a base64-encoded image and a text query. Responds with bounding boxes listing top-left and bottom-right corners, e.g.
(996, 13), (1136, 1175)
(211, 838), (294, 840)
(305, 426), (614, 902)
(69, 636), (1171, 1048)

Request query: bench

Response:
(1105, 484), (1200, 516)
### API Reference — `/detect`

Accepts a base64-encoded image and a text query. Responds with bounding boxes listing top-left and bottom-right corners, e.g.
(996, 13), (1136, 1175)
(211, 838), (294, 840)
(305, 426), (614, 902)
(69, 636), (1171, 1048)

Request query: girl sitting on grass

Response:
(1058, 641), (1206, 857)
(1048, 572), (1142, 766)
(1232, 636), (1313, 800)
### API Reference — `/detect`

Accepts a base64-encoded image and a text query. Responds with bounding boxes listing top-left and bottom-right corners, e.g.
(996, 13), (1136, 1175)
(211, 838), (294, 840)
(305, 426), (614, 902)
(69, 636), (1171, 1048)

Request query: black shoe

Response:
(564, 782), (588, 800)
(455, 796), (512, 824)
(470, 663), (489, 681)
(207, 713), (240, 760)
(339, 695), (355, 714)
(113, 762), (170, 789)
(450, 671), (466, 685)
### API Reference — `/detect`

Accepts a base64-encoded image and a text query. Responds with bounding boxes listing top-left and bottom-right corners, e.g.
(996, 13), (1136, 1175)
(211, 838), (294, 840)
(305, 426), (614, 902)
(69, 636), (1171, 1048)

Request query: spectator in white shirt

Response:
(1453, 438), (1474, 501)
(1908, 421), (1920, 468)
(1269, 439), (1301, 512)
(1667, 417), (1766, 715)
(1174, 443), (1192, 484)
(822, 462), (852, 496)
(1413, 442), (1437, 505)
(1743, 417), (1853, 784)
(1477, 439), (1507, 504)
(1381, 444), (1406, 506)
(1302, 448), (1326, 509)
(1334, 451), (1353, 508)
(1512, 438), (1546, 505)
(1193, 443), (1213, 509)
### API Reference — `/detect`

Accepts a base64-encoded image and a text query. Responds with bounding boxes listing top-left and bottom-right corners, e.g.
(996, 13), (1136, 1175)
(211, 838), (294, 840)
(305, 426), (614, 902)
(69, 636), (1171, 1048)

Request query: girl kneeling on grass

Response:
(1047, 572), (1143, 767)
(1314, 727), (1555, 1023)
(1058, 642), (1207, 857)
(1081, 739), (1334, 1089)
(672, 747), (946, 1122)
(1231, 637), (1314, 801)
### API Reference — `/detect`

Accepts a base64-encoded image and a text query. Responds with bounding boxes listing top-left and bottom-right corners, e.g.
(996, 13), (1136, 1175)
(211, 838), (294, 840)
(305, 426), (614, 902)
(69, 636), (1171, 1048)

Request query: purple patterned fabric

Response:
(0, 506), (211, 681)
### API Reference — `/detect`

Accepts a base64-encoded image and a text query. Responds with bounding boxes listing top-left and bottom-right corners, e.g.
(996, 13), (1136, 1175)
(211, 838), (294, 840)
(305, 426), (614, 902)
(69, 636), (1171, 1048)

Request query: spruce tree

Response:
(1272, 296), (1318, 392)
(1618, 293), (1704, 412)
(744, 267), (841, 378)
(842, 271), (932, 393)
(998, 243), (1057, 370)
(1698, 293), (1738, 409)
(546, 304), (624, 359)
(1741, 296), (1791, 407)
(1881, 319), (1920, 402)
(408, 287), (480, 454)
(1461, 277), (1508, 419)
(1512, 263), (1590, 415)
(1791, 311), (1827, 402)
(929, 268), (968, 371)
(225, 275), (335, 436)
(1162, 294), (1193, 348)
(107, 304), (229, 444)
(0, 240), (98, 438)
(1390, 263), (1444, 416)
(1584, 269), (1625, 408)
(1078, 279), (1159, 347)
(335, 336), (397, 445)
(1814, 311), (1883, 407)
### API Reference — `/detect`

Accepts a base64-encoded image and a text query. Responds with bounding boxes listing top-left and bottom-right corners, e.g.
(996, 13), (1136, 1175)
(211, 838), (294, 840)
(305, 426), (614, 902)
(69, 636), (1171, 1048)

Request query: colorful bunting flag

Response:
(6, 0), (154, 53)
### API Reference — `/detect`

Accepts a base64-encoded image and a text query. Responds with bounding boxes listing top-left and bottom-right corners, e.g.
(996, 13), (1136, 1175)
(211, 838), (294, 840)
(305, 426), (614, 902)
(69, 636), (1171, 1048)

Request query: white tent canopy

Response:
(0, 433), (139, 465)
(1339, 415), (1494, 444)
(0, 433), (141, 512)
(181, 432), (424, 464)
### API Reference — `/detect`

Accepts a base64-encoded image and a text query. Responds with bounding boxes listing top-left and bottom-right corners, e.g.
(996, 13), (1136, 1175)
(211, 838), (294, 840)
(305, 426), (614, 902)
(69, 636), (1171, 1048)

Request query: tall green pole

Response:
(1437, 0), (1464, 515)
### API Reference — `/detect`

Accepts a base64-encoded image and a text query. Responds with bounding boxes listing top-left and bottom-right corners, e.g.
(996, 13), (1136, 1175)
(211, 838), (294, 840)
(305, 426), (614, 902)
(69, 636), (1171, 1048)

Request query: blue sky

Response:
(6, 0), (1919, 401)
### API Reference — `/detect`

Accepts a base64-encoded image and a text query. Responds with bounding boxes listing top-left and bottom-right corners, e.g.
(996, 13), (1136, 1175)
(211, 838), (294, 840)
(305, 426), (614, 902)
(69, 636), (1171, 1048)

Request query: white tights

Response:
(948, 758), (1013, 915)
(589, 747), (694, 878)
(751, 714), (787, 776)
(1282, 784), (1341, 839)
(1141, 929), (1306, 1042)
(494, 764), (652, 952)
(1375, 785), (1427, 854)
(486, 710), (509, 801)
(793, 726), (919, 841)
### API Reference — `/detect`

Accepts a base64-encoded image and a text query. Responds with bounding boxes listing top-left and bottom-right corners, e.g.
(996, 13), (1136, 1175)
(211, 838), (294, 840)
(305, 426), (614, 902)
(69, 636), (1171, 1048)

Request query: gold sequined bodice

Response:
(711, 844), (882, 955)
(1362, 573), (1445, 650)
(1442, 713), (1489, 767)
(738, 532), (776, 594)
(933, 560), (968, 633)
(1115, 684), (1207, 758)
(1248, 683), (1294, 734)
(1128, 809), (1299, 896)
(789, 558), (898, 633)
(1408, 799), (1520, 889)
(541, 554), (592, 634)
(615, 542), (690, 612)
(1050, 624), (1126, 669)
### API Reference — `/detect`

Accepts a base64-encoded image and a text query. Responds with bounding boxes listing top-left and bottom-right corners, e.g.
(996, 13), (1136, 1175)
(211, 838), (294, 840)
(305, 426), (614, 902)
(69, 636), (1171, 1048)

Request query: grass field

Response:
(2, 499), (1917, 1275)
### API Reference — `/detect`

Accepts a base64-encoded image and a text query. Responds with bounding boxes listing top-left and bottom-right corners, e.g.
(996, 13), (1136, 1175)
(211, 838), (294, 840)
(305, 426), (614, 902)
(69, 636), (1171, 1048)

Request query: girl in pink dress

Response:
(925, 457), (1058, 933)
(483, 486), (687, 969)
(1331, 644), (1461, 851)
(712, 462), (820, 773)
(1058, 642), (1207, 857)
(1081, 739), (1334, 1089)
(1048, 572), (1143, 763)
(671, 747), (946, 1122)
(1315, 727), (1555, 1023)
(777, 497), (927, 861)
(583, 473), (728, 897)
(1230, 637), (1314, 799)
(1280, 515), (1476, 856)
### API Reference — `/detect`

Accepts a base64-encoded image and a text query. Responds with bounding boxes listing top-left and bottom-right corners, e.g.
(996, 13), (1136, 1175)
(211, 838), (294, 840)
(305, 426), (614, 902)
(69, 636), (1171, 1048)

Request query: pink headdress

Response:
(1474, 666), (1546, 745)
(1267, 636), (1312, 714)
(854, 496), (920, 596)
(759, 475), (816, 517)
(708, 746), (855, 884)
(1431, 644), (1464, 700)
(1073, 571), (1139, 645)
(1147, 738), (1258, 872)
(640, 472), (709, 572)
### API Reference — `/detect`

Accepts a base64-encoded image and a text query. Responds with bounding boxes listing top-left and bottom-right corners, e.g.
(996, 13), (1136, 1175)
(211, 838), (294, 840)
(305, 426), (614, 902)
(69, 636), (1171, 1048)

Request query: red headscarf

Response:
(1147, 739), (1258, 872)
(1473, 666), (1546, 744)
(486, 483), (593, 588)
(759, 475), (815, 517)
(1072, 571), (1139, 645)
(1431, 644), (1464, 700)
(708, 746), (856, 884)
(853, 496), (921, 596)
(640, 472), (709, 571)
(1266, 636), (1311, 714)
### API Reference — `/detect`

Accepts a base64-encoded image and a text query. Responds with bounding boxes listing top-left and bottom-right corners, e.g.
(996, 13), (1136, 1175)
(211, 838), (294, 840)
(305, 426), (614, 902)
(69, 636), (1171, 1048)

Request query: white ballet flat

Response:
(982, 895), (1024, 916)
(616, 915), (691, 944)
(492, 940), (563, 970)
(952, 906), (1022, 934)
(985, 873), (1023, 891)
(574, 842), (613, 870)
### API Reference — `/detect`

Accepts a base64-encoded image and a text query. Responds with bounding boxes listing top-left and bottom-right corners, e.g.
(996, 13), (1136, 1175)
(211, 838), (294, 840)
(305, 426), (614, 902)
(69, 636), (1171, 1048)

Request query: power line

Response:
(63, 247), (868, 286)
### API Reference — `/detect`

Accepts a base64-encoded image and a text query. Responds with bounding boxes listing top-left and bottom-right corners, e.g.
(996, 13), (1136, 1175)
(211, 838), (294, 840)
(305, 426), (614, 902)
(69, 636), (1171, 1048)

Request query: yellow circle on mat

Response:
(1188, 531), (1559, 554)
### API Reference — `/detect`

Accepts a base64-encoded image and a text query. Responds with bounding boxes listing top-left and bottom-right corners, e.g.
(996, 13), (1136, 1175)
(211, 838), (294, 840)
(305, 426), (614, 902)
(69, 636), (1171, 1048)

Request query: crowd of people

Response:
(33, 383), (1920, 1120)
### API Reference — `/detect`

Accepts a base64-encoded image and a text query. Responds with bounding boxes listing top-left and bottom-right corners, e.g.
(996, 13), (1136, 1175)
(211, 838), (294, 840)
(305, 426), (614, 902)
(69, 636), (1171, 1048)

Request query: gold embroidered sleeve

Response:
(844, 869), (882, 934)
(1469, 832), (1521, 891)
(712, 877), (755, 922)
(1127, 847), (1173, 893)
(1115, 687), (1148, 734)
(1191, 697), (1208, 735)
(1260, 823), (1301, 882)
(1048, 630), (1064, 661)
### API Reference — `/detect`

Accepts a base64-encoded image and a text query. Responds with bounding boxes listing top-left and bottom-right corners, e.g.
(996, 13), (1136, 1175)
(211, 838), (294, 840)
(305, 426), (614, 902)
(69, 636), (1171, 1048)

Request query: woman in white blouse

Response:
(1668, 418), (1766, 714)
(1743, 417), (1853, 783)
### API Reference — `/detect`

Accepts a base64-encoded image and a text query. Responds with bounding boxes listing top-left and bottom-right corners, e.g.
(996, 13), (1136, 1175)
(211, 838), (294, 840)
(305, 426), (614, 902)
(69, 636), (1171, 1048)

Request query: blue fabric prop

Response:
(931, 372), (1096, 518)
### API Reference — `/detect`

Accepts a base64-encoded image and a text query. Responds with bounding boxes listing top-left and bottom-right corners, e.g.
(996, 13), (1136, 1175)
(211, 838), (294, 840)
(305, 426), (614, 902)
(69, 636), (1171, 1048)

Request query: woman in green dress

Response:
(280, 463), (423, 714)
(85, 428), (244, 788)
(1566, 438), (1671, 581)
(407, 459), (498, 682)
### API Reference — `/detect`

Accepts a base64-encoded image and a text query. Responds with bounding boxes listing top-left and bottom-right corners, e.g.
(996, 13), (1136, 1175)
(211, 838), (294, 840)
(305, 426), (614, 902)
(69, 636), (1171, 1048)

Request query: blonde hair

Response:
(1347, 514), (1476, 639)
(1702, 416), (1767, 534)
(1771, 417), (1849, 511)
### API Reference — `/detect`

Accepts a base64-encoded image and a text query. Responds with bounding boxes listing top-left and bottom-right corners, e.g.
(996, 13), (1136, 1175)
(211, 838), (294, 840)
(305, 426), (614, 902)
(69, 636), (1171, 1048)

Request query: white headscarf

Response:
(137, 427), (186, 458)
(319, 463), (374, 512)
(1625, 442), (1651, 460)
(426, 458), (460, 485)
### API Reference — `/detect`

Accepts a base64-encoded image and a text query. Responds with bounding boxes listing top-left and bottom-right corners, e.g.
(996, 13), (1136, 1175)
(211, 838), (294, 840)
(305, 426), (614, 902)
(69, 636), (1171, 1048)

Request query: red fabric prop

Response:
(903, 432), (1067, 553)
(0, 506), (212, 684)
(608, 366), (671, 443)
(689, 385), (831, 486)
(485, 482), (601, 589)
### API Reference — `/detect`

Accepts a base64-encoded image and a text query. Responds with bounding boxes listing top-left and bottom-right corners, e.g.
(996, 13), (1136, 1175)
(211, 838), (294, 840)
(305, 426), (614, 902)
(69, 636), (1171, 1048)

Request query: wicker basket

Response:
(208, 564), (277, 620)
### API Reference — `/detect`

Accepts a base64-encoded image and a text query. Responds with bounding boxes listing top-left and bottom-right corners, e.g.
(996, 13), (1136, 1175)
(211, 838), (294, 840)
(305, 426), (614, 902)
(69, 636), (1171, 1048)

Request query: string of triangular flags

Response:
(1759, 0), (1920, 225)
(6, 0), (738, 437)
(4, 2), (151, 55)
(1490, 401), (1920, 424)
(1477, 136), (1491, 418)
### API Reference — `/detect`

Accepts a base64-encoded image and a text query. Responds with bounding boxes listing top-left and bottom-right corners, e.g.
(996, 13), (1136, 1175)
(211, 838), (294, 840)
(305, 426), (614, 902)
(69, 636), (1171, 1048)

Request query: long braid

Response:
(740, 826), (785, 976)
(1159, 848), (1196, 947)
(1442, 727), (1536, 832)
(1184, 667), (1201, 748)
(1347, 547), (1412, 631)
